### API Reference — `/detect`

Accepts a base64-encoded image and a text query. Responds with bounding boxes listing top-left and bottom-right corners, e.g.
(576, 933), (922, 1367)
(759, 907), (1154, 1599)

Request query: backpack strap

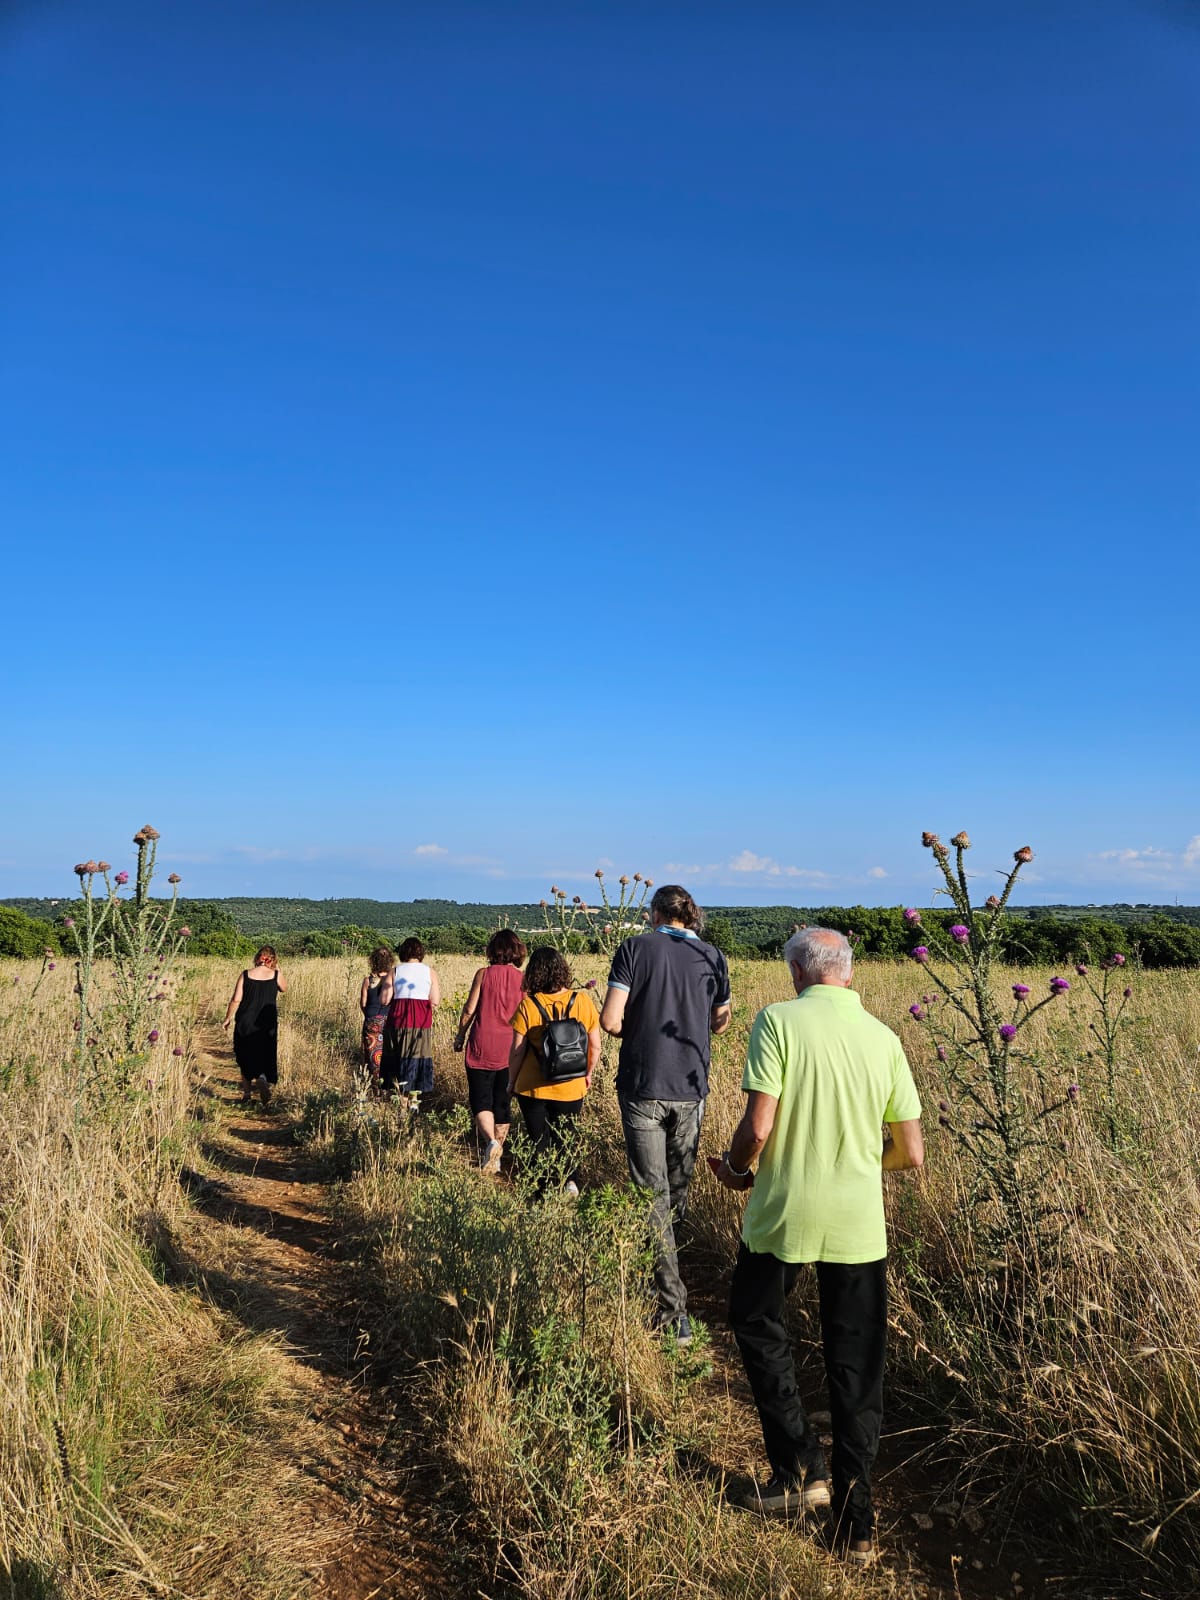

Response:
(563, 991), (578, 1020)
(530, 994), (553, 1027)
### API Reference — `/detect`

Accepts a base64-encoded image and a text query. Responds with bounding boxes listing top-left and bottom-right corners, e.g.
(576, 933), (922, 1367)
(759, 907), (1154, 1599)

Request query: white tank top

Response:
(391, 961), (432, 1000)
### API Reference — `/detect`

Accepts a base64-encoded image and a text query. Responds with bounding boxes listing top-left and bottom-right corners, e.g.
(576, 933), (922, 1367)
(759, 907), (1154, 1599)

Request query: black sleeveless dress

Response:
(233, 971), (280, 1083)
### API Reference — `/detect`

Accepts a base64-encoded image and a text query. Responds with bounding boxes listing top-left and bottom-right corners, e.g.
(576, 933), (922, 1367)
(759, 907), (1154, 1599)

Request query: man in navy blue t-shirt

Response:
(600, 884), (732, 1342)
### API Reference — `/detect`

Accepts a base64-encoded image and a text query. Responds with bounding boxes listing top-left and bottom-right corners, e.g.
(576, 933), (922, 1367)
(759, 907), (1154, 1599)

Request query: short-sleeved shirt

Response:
(511, 988), (599, 1102)
(740, 985), (921, 1265)
(606, 928), (731, 1101)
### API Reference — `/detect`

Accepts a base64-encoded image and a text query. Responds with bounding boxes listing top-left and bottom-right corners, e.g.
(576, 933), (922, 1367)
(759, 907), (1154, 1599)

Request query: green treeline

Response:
(3, 896), (1200, 967)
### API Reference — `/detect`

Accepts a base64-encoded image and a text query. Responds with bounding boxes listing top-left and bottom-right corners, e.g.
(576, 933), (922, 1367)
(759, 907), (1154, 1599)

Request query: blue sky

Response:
(2, 0), (1197, 908)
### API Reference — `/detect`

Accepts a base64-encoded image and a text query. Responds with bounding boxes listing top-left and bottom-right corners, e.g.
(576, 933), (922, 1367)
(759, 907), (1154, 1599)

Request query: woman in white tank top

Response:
(380, 936), (441, 1105)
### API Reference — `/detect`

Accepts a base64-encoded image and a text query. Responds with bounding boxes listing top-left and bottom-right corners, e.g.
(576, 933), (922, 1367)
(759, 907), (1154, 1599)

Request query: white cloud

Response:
(729, 850), (776, 874)
(868, 866), (888, 879)
(414, 843), (448, 857)
(1092, 835), (1200, 884)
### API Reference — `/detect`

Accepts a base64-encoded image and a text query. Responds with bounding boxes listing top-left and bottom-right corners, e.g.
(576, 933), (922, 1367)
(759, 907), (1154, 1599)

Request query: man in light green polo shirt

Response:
(715, 926), (923, 1565)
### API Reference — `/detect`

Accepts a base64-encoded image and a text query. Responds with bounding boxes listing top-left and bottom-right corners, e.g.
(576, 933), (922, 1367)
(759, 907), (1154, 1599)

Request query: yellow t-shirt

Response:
(511, 988), (598, 1102)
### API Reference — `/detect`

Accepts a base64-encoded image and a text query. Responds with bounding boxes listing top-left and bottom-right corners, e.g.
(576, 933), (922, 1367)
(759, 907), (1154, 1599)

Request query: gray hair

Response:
(783, 926), (853, 983)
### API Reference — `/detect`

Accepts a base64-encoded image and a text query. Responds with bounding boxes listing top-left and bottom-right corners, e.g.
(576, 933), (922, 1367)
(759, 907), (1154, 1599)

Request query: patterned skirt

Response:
(362, 1010), (387, 1074)
(381, 998), (434, 1094)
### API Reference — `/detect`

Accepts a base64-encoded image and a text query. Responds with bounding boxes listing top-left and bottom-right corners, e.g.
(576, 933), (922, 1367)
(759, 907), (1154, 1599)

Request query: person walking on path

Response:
(508, 945), (600, 1196)
(380, 938), (441, 1110)
(714, 926), (923, 1565)
(454, 928), (527, 1172)
(223, 945), (288, 1107)
(359, 945), (393, 1090)
(600, 884), (731, 1344)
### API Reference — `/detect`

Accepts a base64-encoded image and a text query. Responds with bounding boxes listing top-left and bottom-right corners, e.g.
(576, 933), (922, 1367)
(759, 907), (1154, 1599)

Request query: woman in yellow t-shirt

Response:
(507, 945), (601, 1196)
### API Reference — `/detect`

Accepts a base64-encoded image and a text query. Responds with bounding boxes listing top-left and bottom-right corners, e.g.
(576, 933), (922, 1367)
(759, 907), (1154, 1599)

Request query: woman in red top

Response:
(454, 929), (527, 1172)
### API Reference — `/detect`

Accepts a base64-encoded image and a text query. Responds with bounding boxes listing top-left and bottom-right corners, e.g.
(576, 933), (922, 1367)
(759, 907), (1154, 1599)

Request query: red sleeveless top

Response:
(465, 964), (525, 1072)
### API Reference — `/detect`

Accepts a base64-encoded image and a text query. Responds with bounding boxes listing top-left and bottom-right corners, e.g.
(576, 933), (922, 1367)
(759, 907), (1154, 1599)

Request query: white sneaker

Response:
(563, 1181), (580, 1198)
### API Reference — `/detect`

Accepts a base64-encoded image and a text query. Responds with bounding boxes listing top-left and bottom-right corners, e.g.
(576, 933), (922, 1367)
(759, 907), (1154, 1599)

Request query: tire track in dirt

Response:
(180, 1029), (470, 1600)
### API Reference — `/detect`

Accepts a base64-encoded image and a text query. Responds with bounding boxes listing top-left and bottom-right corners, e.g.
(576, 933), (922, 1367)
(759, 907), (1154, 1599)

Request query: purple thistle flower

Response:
(1067, 1083), (1080, 1102)
(1111, 952), (1126, 967)
(1012, 983), (1031, 1000)
(585, 978), (597, 989)
(938, 1099), (950, 1113)
(64, 917), (75, 928)
(903, 908), (921, 926)
(936, 1044), (947, 1062)
(910, 946), (930, 965)
(938, 1114), (951, 1128)
(1050, 976), (1071, 995)
(179, 927), (192, 939)
(999, 1023), (1018, 1042)
(148, 1029), (159, 1044)
(48, 962), (56, 971)
(949, 924), (970, 944)
(1123, 986), (1132, 999)
(172, 1046), (184, 1056)
(1075, 963), (1088, 976)
(115, 870), (129, 885)
(909, 1003), (925, 1020)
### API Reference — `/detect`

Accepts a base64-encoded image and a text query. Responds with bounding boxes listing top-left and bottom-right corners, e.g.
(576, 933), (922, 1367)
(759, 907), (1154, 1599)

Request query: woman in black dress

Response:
(223, 946), (288, 1105)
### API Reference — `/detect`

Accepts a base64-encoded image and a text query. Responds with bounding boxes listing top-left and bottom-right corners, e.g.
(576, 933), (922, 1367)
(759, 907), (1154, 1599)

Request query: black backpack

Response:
(529, 992), (589, 1083)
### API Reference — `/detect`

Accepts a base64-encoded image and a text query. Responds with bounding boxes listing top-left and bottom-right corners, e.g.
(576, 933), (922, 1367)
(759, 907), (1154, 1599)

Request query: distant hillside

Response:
(6, 893), (1200, 946)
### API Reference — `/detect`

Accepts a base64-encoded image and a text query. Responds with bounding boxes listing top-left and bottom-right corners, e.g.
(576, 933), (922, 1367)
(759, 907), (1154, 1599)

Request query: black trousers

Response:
(516, 1094), (581, 1188)
(729, 1244), (887, 1535)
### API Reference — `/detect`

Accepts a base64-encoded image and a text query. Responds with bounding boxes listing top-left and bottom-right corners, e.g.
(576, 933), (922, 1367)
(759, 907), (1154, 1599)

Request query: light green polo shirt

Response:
(741, 985), (921, 1265)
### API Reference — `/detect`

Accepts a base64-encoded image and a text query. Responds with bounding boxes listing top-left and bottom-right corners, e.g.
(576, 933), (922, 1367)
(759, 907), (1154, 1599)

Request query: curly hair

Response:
(253, 946), (278, 968)
(369, 945), (393, 975)
(397, 937), (425, 963)
(486, 928), (527, 967)
(523, 944), (572, 996)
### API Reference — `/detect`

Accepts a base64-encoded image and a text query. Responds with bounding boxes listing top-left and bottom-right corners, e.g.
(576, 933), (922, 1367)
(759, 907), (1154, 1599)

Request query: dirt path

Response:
(181, 1029), (467, 1600)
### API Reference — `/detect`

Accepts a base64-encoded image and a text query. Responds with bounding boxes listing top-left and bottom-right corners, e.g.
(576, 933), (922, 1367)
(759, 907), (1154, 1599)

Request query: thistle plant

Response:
(65, 827), (190, 1100)
(906, 831), (1077, 1245)
(540, 871), (653, 958)
(1074, 952), (1134, 1149)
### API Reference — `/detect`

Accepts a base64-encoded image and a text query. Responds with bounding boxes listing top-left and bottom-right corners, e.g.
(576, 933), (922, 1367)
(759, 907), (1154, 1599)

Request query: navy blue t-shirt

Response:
(607, 928), (731, 1101)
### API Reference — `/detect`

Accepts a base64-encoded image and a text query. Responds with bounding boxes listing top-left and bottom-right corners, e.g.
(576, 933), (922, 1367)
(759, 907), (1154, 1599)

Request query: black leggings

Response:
(517, 1095), (581, 1188)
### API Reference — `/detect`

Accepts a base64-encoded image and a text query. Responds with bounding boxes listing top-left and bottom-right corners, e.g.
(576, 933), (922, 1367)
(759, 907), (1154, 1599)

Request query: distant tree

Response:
(702, 915), (740, 956)
(0, 906), (59, 958)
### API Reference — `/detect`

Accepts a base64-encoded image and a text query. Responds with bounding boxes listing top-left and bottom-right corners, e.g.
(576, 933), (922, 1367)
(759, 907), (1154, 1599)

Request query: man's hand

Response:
(712, 1153), (754, 1192)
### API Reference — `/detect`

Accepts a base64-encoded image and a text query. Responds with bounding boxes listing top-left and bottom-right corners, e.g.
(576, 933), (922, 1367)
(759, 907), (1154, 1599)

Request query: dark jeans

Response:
(517, 1094), (581, 1189)
(729, 1244), (887, 1536)
(619, 1095), (704, 1321)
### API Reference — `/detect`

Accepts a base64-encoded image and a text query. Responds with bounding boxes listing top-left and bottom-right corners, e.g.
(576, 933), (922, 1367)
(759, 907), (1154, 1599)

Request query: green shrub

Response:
(0, 907), (58, 959)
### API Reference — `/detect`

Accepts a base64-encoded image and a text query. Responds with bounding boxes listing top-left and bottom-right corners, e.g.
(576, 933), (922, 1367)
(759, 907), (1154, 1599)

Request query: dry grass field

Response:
(5, 948), (1200, 1598)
